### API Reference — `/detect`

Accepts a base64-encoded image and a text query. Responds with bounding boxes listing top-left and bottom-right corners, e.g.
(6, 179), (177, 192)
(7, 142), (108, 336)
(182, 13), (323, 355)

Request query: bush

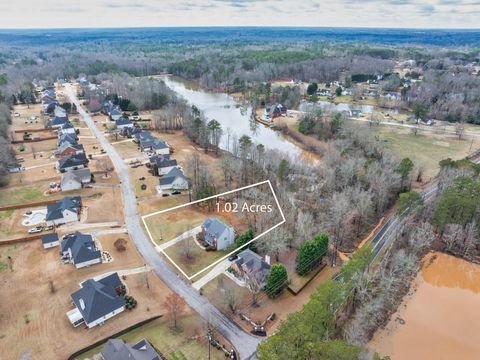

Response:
(114, 238), (127, 252)
(296, 234), (329, 276)
(140, 184), (147, 191)
(235, 228), (254, 249)
(265, 264), (288, 298)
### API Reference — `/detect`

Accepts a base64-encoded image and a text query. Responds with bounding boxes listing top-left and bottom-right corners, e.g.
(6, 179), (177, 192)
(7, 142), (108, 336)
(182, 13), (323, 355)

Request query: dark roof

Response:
(159, 167), (186, 186)
(47, 116), (69, 127)
(58, 153), (88, 170)
(71, 273), (125, 325)
(152, 156), (177, 169)
(46, 196), (81, 221)
(58, 133), (78, 146)
(115, 116), (133, 127)
(61, 232), (101, 265)
(235, 249), (271, 285)
(61, 121), (74, 130)
(57, 142), (84, 153)
(41, 233), (59, 245)
(151, 139), (168, 150)
(101, 338), (163, 360)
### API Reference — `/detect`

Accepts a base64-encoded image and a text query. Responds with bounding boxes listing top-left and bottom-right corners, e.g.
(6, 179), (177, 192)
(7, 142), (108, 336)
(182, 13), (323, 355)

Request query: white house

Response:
(45, 196), (81, 226)
(67, 272), (125, 328)
(157, 167), (189, 194)
(150, 155), (178, 176)
(61, 168), (91, 192)
(115, 116), (134, 130)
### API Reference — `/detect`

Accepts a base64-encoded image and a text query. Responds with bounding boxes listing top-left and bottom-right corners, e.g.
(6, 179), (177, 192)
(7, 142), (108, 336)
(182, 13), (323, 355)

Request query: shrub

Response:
(296, 234), (329, 276)
(265, 264), (288, 298)
(114, 238), (127, 252)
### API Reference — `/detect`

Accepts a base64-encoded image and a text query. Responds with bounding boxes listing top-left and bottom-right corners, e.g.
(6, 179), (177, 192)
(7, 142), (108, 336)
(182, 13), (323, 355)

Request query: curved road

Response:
(64, 84), (260, 359)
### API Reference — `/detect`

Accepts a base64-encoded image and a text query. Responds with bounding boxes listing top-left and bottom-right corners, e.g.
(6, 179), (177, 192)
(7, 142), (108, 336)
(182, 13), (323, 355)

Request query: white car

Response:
(30, 115), (38, 120)
(28, 226), (44, 234)
(14, 112), (20, 117)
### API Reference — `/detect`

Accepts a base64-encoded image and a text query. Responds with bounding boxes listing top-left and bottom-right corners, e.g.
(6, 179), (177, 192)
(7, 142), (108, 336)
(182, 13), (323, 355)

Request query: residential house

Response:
(46, 115), (69, 129)
(42, 233), (60, 249)
(67, 272), (126, 328)
(201, 218), (235, 250)
(264, 104), (287, 120)
(59, 121), (76, 136)
(134, 132), (169, 154)
(45, 196), (82, 226)
(157, 167), (189, 194)
(231, 249), (271, 290)
(53, 105), (68, 118)
(121, 124), (142, 138)
(55, 142), (84, 158)
(109, 108), (123, 122)
(342, 88), (354, 96)
(61, 168), (91, 191)
(60, 232), (102, 269)
(150, 139), (170, 156)
(115, 116), (134, 130)
(42, 99), (59, 114)
(57, 153), (88, 172)
(150, 155), (178, 176)
(100, 338), (163, 360)
(58, 133), (78, 147)
(317, 89), (331, 96)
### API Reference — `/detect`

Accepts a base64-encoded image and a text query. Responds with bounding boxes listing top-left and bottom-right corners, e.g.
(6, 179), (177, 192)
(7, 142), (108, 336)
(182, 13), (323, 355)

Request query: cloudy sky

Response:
(1, 0), (479, 29)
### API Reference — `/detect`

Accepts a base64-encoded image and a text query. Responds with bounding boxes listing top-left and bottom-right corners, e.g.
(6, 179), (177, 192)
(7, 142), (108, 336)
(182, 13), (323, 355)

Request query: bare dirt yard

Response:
(0, 237), (172, 360)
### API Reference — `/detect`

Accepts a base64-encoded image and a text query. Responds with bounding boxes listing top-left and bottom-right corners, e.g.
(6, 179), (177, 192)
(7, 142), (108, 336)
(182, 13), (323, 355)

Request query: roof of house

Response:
(101, 338), (162, 360)
(71, 272), (125, 325)
(159, 167), (186, 186)
(61, 121), (75, 130)
(235, 249), (271, 283)
(203, 218), (232, 244)
(151, 155), (177, 169)
(58, 153), (88, 170)
(61, 168), (91, 187)
(57, 142), (84, 154)
(41, 233), (59, 245)
(115, 116), (133, 127)
(46, 196), (81, 221)
(58, 133), (78, 146)
(110, 108), (123, 116)
(47, 116), (69, 127)
(61, 231), (101, 265)
(151, 139), (168, 150)
(134, 131), (154, 141)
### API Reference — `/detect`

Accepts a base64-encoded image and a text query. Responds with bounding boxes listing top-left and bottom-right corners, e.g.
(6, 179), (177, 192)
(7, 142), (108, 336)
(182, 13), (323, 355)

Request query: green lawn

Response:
(0, 186), (44, 207)
(163, 238), (229, 278)
(77, 315), (226, 360)
(354, 122), (477, 181)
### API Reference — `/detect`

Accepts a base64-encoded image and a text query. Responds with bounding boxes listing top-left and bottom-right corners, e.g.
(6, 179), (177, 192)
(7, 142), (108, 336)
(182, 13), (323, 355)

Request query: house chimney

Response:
(265, 255), (271, 265)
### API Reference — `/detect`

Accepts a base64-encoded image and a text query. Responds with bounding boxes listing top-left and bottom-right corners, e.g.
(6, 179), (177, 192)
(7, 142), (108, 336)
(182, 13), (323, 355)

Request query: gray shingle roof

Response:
(159, 167), (186, 186)
(101, 338), (163, 360)
(203, 218), (230, 244)
(235, 249), (271, 286)
(47, 116), (69, 128)
(41, 233), (59, 245)
(61, 232), (101, 265)
(46, 196), (81, 221)
(58, 153), (88, 170)
(115, 116), (133, 127)
(61, 168), (91, 188)
(71, 273), (125, 325)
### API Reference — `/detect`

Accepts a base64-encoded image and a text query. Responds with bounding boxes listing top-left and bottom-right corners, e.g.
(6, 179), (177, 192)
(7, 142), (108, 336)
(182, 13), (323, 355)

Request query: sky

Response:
(1, 0), (479, 29)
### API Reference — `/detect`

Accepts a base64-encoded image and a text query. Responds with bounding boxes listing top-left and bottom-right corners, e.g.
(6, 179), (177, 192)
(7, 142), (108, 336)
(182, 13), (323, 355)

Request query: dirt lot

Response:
(11, 104), (47, 130)
(0, 237), (172, 360)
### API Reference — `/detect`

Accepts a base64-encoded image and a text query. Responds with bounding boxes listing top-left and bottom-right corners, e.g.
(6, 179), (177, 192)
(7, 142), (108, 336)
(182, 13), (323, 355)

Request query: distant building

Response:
(263, 104), (287, 121)
(115, 116), (134, 130)
(56, 153), (88, 172)
(201, 218), (235, 250)
(231, 249), (271, 290)
(41, 233), (60, 249)
(61, 168), (91, 192)
(150, 155), (178, 176)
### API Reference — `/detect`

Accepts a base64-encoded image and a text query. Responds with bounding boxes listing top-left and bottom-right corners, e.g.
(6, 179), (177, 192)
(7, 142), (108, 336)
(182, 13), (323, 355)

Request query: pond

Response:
(370, 252), (480, 360)
(160, 75), (316, 160)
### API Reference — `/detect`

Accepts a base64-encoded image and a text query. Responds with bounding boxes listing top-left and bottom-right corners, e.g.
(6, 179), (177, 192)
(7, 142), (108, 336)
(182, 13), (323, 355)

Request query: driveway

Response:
(192, 258), (231, 290)
(157, 225), (202, 251)
(65, 84), (260, 359)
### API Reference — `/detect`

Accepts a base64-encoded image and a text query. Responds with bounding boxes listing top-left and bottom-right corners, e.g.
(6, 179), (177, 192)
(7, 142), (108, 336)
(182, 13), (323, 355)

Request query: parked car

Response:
(24, 211), (32, 216)
(172, 191), (181, 195)
(44, 225), (54, 231)
(28, 226), (44, 234)
(162, 193), (170, 197)
(13, 112), (20, 117)
(30, 115), (38, 120)
(228, 254), (238, 261)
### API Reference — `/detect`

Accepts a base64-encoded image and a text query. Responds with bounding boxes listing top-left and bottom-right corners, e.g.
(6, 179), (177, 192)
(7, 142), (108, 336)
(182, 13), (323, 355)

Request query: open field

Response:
(78, 314), (227, 360)
(163, 238), (229, 278)
(362, 123), (480, 181)
(0, 238), (171, 360)
(10, 104), (47, 130)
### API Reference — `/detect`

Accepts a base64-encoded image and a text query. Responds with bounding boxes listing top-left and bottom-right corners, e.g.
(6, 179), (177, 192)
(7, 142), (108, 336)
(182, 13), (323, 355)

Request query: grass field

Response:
(77, 315), (226, 360)
(163, 238), (228, 278)
(357, 122), (480, 181)
(0, 186), (44, 206)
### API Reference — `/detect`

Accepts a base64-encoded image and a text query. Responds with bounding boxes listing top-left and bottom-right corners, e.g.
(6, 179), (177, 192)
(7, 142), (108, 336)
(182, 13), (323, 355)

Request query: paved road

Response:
(65, 84), (260, 359)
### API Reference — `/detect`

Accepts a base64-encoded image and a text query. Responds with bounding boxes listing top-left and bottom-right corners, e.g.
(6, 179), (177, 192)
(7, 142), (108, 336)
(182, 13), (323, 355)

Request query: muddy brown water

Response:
(370, 252), (480, 360)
